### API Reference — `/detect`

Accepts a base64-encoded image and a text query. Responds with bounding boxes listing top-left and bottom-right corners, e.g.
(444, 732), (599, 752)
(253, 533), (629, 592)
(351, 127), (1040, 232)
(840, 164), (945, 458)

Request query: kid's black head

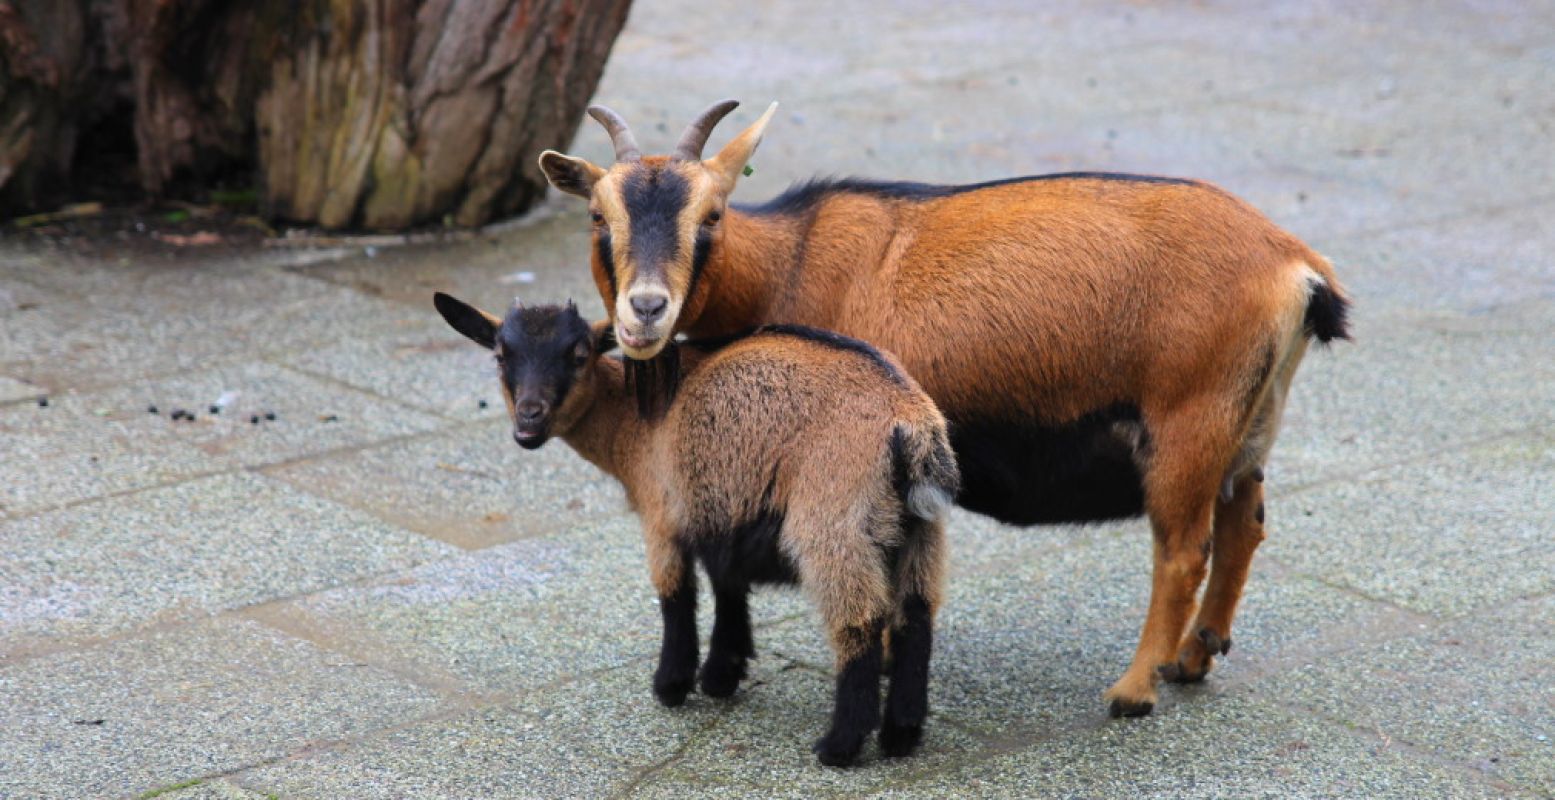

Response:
(433, 293), (611, 449)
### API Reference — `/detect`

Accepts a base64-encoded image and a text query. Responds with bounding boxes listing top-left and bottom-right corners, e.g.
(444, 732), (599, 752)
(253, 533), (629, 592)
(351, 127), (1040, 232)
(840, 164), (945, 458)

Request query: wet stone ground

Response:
(3, 1), (1553, 797)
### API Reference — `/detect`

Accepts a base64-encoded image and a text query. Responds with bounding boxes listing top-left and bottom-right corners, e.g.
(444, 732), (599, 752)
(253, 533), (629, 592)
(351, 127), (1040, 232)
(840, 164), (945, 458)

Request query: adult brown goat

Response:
(538, 100), (1350, 717)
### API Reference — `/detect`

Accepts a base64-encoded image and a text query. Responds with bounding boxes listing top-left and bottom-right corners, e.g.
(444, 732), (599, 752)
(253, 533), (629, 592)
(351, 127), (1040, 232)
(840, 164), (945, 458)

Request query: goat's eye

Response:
(703, 210), (721, 226)
(589, 211), (605, 225)
(573, 342), (590, 366)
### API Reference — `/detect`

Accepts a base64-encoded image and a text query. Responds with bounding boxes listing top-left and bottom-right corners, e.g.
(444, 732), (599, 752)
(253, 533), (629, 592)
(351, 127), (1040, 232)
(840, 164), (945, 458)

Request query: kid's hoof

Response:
(653, 673), (694, 708)
(879, 721), (924, 758)
(1107, 697), (1155, 718)
(698, 652), (747, 699)
(813, 731), (867, 767)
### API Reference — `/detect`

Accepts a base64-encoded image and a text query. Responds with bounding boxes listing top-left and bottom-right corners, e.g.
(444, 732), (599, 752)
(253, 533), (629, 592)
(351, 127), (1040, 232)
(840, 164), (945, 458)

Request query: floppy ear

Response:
(538, 150), (606, 198)
(703, 101), (779, 190)
(433, 292), (501, 348)
(589, 319), (619, 355)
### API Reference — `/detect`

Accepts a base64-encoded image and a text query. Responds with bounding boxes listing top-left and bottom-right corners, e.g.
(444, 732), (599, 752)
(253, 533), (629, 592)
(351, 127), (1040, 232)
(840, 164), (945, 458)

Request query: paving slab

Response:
(116, 361), (448, 468)
(1323, 201), (1555, 315)
(3, 319), (185, 399)
(880, 692), (1508, 799)
(264, 418), (626, 549)
(278, 315), (509, 422)
(1265, 41), (1555, 149)
(1265, 433), (1555, 617)
(800, 524), (1411, 739)
(1082, 93), (1553, 236)
(0, 359), (448, 516)
(2, 257), (431, 390)
(629, 660), (990, 797)
(1257, 594), (1555, 796)
(0, 619), (443, 800)
(0, 385), (226, 517)
(152, 779), (272, 799)
(0, 234), (337, 301)
(0, 472), (454, 651)
(1271, 303), (1555, 489)
(250, 512), (813, 700)
(0, 289), (244, 392)
(249, 515), (663, 697)
(230, 666), (721, 800)
(1315, 113), (1555, 228)
(0, 374), (47, 404)
(293, 207), (604, 314)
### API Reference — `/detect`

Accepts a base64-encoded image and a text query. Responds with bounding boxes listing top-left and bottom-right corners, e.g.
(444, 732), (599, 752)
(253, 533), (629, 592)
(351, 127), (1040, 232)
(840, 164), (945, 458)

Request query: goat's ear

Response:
(538, 150), (606, 198)
(434, 292), (500, 348)
(703, 101), (778, 191)
(590, 319), (618, 355)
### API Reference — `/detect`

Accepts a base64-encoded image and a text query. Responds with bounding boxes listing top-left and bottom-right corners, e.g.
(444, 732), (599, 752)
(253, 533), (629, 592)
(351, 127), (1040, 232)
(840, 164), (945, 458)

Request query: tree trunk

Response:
(0, 0), (91, 214)
(0, 0), (631, 229)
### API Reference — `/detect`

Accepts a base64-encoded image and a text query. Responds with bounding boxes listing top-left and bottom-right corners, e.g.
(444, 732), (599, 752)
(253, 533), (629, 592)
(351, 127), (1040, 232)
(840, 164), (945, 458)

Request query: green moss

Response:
(209, 188), (258, 209)
(135, 778), (203, 799)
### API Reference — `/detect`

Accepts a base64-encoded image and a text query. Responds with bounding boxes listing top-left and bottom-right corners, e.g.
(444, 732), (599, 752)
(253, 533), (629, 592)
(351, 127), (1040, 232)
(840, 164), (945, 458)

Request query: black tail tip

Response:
(1305, 282), (1351, 344)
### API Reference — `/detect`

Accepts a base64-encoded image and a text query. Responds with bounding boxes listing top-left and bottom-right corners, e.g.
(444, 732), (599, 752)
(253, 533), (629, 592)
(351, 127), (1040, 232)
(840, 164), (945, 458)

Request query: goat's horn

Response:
(673, 99), (740, 161)
(587, 105), (641, 163)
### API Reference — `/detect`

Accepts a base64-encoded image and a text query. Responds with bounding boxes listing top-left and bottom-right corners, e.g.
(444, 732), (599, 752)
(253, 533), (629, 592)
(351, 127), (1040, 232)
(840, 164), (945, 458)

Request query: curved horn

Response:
(673, 99), (740, 161)
(587, 105), (641, 163)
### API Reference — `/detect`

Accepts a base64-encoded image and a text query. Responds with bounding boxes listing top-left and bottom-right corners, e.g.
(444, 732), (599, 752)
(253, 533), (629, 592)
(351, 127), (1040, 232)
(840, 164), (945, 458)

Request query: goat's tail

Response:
(885, 419), (953, 667)
(890, 418), (961, 522)
(1301, 253), (1352, 345)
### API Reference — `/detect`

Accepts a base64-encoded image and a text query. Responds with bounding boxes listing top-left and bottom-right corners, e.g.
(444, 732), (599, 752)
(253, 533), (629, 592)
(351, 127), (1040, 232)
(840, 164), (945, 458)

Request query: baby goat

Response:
(433, 293), (959, 767)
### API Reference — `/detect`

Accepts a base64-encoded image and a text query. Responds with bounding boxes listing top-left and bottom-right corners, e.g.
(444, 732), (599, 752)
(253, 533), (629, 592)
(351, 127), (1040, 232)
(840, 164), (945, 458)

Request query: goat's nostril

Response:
(630, 294), (669, 323)
(517, 402), (546, 422)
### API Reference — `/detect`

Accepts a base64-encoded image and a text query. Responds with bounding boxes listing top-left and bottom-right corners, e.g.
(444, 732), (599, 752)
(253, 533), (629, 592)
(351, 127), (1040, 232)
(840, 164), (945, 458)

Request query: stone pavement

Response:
(2, 1), (1552, 797)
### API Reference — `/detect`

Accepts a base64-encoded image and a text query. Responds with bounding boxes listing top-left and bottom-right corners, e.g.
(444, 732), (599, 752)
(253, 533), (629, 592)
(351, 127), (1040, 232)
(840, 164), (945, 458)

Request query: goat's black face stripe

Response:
(596, 230), (617, 299)
(688, 227), (713, 302)
(622, 167), (690, 282)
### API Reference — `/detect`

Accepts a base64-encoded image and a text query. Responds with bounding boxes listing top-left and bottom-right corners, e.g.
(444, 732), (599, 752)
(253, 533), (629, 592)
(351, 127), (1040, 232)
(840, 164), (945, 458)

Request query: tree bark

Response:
(0, 0), (91, 213)
(0, 0), (631, 229)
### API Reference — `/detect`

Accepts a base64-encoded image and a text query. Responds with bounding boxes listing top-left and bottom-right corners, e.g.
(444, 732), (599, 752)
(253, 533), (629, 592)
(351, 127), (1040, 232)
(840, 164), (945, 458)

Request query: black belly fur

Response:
(949, 403), (1148, 525)
(692, 512), (799, 586)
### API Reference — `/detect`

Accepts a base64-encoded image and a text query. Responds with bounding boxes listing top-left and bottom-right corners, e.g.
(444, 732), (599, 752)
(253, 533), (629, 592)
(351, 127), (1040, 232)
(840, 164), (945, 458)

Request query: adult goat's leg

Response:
(1104, 404), (1229, 717)
(1166, 475), (1265, 683)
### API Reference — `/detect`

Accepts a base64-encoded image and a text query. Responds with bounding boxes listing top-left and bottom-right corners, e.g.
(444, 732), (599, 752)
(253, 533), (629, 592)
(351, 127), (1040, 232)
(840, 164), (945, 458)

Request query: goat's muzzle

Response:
(513, 399), (550, 449)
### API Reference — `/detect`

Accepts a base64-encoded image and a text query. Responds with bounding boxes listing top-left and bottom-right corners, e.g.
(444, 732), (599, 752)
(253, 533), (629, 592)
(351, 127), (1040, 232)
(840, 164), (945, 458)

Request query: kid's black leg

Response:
(653, 558), (699, 707)
(700, 581), (754, 698)
(881, 594), (933, 757)
(814, 622), (885, 767)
